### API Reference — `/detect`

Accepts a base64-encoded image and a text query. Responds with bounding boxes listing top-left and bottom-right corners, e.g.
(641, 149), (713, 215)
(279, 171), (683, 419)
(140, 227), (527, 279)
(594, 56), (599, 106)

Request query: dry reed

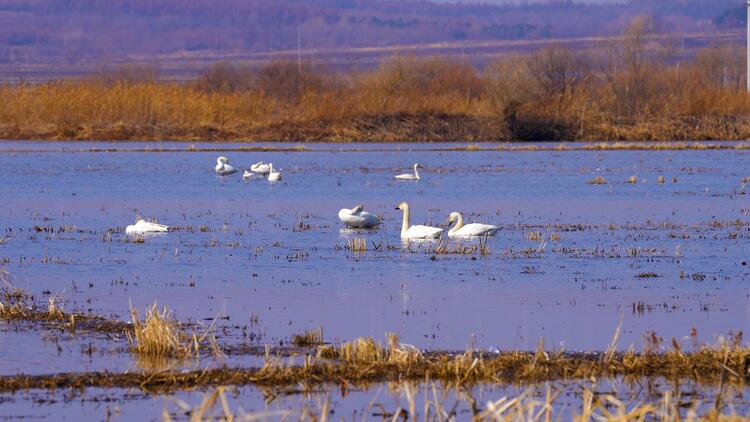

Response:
(4, 27), (750, 143)
(127, 303), (199, 358)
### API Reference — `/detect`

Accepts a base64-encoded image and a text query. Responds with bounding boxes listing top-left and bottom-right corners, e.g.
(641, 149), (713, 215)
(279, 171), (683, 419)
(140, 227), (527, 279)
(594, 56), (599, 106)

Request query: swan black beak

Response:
(394, 206), (399, 210)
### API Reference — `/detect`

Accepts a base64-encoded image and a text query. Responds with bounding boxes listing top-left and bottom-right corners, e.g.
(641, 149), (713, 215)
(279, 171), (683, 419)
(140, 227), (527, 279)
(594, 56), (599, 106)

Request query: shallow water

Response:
(0, 378), (743, 421)
(0, 141), (749, 377)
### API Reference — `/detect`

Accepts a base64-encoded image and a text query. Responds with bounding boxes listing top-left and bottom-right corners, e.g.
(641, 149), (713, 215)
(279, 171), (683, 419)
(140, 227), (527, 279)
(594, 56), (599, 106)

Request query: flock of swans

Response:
(125, 157), (498, 240)
(214, 156), (282, 181)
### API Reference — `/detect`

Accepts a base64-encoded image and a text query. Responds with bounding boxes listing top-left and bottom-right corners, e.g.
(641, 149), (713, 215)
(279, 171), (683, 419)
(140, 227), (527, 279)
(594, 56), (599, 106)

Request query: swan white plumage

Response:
(125, 219), (169, 235)
(250, 162), (271, 174)
(338, 205), (382, 228)
(447, 212), (498, 238)
(267, 163), (282, 181)
(215, 156), (237, 176)
(242, 170), (253, 179)
(395, 202), (443, 239)
(395, 163), (421, 180)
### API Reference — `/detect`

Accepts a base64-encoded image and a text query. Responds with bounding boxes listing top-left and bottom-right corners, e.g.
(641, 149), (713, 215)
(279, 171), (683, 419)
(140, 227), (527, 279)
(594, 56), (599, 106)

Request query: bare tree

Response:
(526, 45), (590, 98)
(195, 62), (254, 93)
(692, 45), (745, 90)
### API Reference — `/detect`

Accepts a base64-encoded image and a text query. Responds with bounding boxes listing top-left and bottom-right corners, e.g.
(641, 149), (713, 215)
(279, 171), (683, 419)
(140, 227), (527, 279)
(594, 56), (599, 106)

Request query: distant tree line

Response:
(0, 0), (742, 65)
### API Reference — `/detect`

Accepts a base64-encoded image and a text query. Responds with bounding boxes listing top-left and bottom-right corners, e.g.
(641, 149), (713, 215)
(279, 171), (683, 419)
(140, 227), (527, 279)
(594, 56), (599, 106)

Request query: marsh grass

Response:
(428, 237), (491, 256)
(127, 303), (199, 359)
(3, 330), (750, 393)
(292, 327), (324, 348)
(7, 33), (750, 142)
(171, 380), (750, 422)
(525, 232), (544, 241)
(589, 176), (608, 185)
(348, 237), (368, 253)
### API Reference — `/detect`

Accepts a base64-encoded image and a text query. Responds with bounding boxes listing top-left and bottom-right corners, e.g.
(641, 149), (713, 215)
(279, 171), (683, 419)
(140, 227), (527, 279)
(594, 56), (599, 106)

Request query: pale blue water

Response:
(0, 142), (748, 375)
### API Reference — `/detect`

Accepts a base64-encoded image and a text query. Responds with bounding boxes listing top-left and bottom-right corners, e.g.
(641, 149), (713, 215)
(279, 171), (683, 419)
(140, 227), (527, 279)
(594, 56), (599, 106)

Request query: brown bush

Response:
(4, 17), (750, 143)
(256, 60), (327, 102)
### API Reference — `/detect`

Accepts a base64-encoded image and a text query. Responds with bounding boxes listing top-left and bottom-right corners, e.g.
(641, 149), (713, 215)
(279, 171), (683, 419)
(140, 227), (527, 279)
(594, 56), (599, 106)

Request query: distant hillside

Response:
(0, 0), (740, 66)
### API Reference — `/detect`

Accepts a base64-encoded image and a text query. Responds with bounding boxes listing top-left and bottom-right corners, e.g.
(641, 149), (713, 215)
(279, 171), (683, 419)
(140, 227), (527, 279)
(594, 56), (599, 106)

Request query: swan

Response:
(125, 219), (169, 235)
(447, 212), (498, 238)
(395, 202), (443, 239)
(250, 162), (271, 174)
(215, 156), (237, 176)
(242, 169), (254, 179)
(338, 205), (382, 228)
(267, 163), (282, 181)
(395, 163), (422, 181)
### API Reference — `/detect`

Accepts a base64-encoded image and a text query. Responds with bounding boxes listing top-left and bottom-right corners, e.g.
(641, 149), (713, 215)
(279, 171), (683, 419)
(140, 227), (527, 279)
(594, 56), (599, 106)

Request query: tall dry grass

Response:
(3, 21), (750, 142)
(127, 303), (199, 358)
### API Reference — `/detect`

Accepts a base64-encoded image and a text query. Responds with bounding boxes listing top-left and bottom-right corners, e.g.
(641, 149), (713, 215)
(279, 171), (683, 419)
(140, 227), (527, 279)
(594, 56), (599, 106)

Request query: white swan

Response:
(267, 163), (282, 182)
(447, 212), (498, 238)
(395, 163), (422, 180)
(395, 202), (443, 239)
(242, 169), (254, 179)
(250, 162), (271, 174)
(125, 219), (169, 235)
(338, 205), (382, 228)
(215, 156), (237, 176)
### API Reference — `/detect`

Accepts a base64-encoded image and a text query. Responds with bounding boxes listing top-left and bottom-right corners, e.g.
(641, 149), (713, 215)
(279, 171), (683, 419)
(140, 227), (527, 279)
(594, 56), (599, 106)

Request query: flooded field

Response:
(0, 141), (749, 420)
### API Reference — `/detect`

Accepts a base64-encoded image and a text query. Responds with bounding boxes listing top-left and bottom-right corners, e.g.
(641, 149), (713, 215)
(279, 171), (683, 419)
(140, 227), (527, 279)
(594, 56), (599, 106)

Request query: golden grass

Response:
(4, 42), (750, 142)
(127, 303), (199, 358)
(525, 231), (544, 241)
(292, 327), (324, 348)
(348, 237), (368, 253)
(2, 330), (750, 393)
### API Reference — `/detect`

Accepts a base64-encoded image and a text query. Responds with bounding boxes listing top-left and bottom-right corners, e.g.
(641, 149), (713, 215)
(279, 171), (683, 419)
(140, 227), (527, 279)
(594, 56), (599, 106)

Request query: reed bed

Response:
(4, 331), (750, 394)
(4, 25), (750, 142)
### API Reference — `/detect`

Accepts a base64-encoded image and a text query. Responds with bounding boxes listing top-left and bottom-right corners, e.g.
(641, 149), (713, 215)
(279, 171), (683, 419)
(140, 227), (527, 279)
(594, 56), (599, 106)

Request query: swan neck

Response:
(401, 206), (410, 235)
(448, 214), (463, 236)
(414, 166), (420, 180)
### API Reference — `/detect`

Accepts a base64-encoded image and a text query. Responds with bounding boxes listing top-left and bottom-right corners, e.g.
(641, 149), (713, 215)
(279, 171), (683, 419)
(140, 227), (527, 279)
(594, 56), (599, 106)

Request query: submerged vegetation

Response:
(2, 19), (750, 142)
(172, 382), (750, 422)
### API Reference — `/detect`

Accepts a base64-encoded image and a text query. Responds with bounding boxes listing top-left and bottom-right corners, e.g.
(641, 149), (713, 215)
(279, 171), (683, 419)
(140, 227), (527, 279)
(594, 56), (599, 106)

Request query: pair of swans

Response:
(125, 219), (169, 235)
(244, 162), (282, 181)
(396, 202), (498, 239)
(243, 162), (271, 179)
(395, 163), (422, 181)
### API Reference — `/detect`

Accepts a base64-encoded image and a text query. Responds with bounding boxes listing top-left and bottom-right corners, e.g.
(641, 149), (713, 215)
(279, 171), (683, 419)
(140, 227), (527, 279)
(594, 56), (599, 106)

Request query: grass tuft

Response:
(292, 327), (324, 348)
(127, 303), (199, 358)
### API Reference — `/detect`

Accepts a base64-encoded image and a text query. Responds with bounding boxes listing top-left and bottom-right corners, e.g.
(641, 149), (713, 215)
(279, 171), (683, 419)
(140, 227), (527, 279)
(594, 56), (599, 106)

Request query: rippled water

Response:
(0, 141), (748, 378)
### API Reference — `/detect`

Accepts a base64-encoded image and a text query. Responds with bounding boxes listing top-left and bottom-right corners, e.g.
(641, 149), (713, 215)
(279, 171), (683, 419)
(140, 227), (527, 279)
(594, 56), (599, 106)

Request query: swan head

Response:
(448, 212), (461, 225)
(413, 163), (422, 170)
(217, 156), (228, 164)
(351, 205), (364, 213)
(395, 202), (409, 211)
